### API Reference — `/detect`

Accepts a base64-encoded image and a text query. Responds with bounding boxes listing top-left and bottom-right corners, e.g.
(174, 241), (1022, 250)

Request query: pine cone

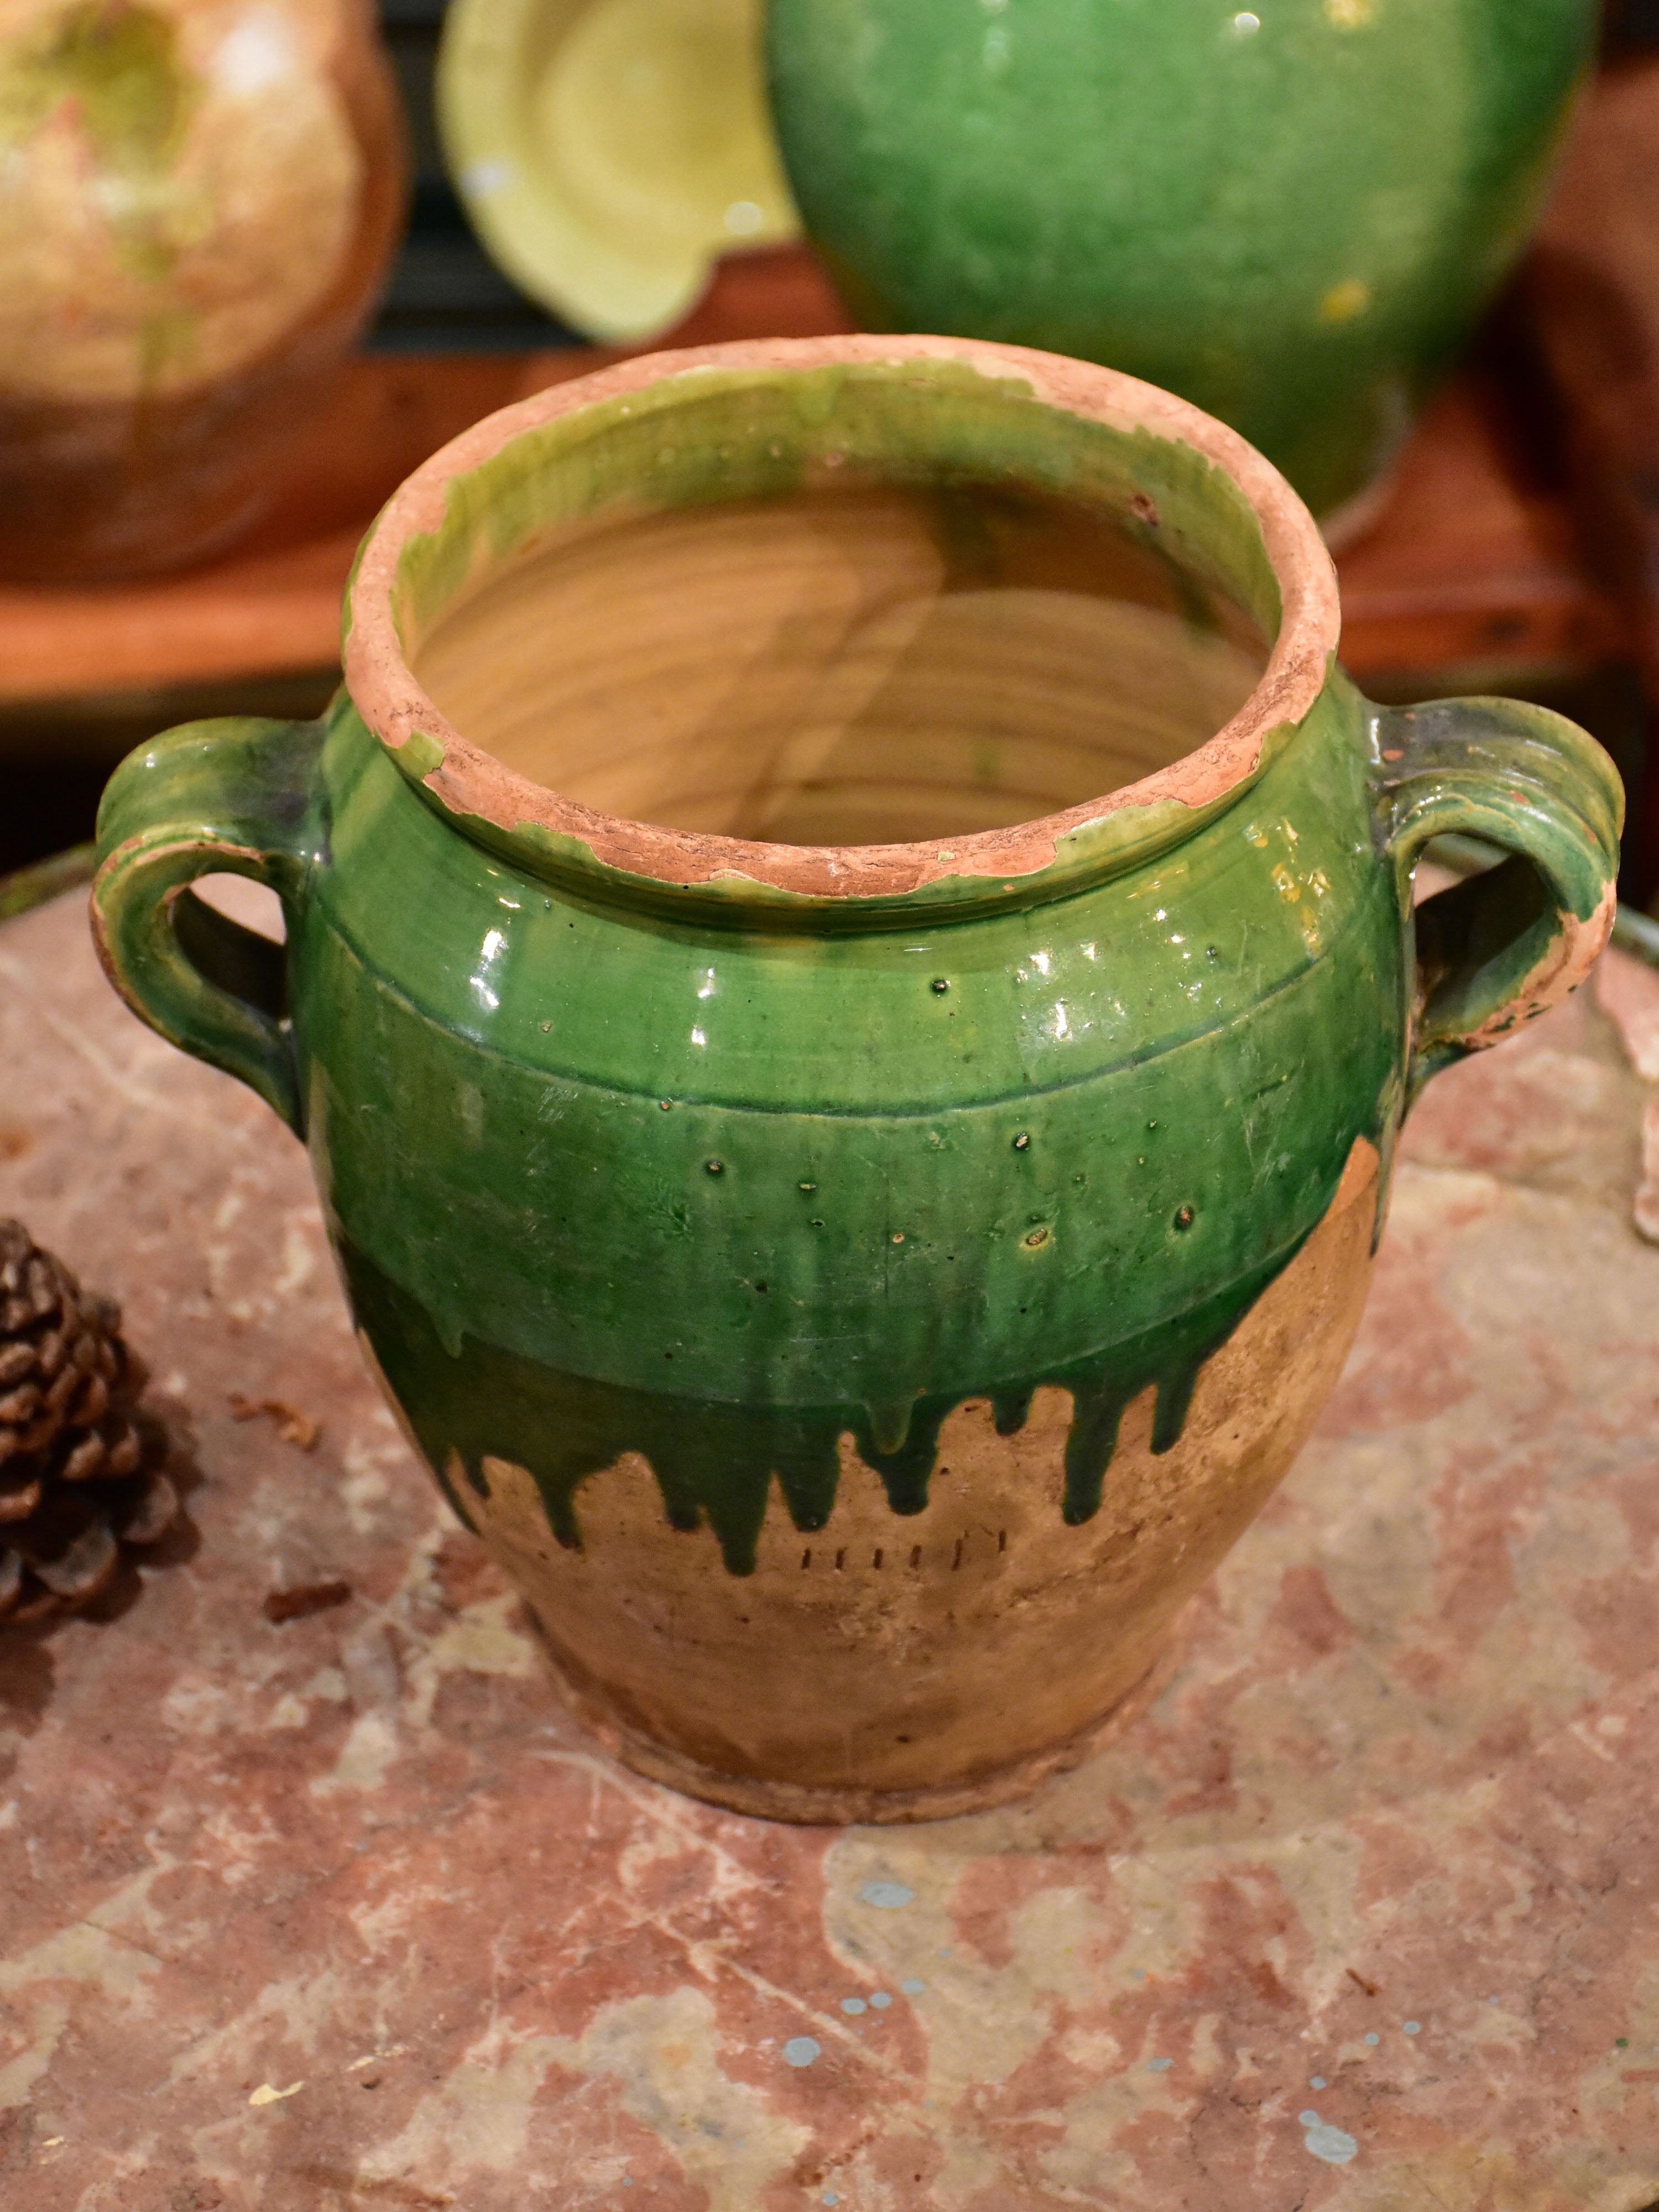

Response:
(0, 1220), (176, 1623)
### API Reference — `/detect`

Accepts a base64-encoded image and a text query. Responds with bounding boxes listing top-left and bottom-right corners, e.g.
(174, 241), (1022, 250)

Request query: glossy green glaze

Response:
(91, 349), (1621, 1587)
(766, 0), (1594, 517)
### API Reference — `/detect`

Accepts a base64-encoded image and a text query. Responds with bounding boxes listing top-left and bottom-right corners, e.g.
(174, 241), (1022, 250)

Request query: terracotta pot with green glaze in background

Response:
(766, 0), (1596, 528)
(91, 337), (1620, 1821)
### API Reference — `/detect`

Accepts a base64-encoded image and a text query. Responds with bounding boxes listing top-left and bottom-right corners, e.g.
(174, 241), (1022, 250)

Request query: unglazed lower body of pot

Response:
(420, 1138), (1379, 1824)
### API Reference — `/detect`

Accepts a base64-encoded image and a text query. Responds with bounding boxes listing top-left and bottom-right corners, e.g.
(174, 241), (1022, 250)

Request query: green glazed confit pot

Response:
(91, 337), (1621, 1823)
(766, 0), (1596, 528)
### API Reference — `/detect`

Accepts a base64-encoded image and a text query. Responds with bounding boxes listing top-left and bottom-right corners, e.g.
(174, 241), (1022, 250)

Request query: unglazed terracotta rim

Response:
(345, 335), (1342, 901)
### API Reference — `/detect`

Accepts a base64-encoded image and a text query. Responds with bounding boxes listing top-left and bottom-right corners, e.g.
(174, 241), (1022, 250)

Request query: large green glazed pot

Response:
(91, 337), (1621, 1822)
(765, 0), (1596, 526)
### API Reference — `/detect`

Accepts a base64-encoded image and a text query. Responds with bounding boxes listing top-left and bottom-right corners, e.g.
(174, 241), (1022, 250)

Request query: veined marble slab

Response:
(0, 885), (1655, 2211)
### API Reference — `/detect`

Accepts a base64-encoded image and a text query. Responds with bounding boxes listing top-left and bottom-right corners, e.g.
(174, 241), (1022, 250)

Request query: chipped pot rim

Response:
(342, 334), (1340, 908)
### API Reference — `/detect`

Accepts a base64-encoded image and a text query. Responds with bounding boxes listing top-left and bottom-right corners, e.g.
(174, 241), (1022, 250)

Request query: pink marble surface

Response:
(1, 885), (1656, 2211)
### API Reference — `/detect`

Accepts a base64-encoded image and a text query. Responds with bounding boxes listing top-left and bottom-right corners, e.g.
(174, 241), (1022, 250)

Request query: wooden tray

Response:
(0, 248), (1626, 708)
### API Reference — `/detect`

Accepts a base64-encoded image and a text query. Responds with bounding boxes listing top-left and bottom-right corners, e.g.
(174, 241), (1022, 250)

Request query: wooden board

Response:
(0, 244), (1625, 705)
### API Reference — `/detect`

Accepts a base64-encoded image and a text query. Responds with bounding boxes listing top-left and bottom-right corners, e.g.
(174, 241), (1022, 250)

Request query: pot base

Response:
(527, 1605), (1187, 1824)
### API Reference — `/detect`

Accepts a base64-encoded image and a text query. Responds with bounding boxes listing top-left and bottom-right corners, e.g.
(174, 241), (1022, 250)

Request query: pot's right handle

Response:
(1370, 695), (1623, 1089)
(91, 716), (328, 1136)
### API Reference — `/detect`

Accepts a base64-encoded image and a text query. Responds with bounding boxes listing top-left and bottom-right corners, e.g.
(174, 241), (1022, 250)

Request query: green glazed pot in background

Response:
(766, 0), (1595, 526)
(91, 337), (1620, 1822)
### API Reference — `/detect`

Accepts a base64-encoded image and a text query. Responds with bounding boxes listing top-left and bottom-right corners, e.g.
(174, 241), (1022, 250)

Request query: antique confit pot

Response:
(766, 0), (1597, 529)
(91, 337), (1621, 1822)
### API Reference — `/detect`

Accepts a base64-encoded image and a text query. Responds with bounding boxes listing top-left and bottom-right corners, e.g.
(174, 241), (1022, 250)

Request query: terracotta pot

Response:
(90, 337), (1621, 1821)
(0, 0), (406, 581)
(766, 0), (1597, 529)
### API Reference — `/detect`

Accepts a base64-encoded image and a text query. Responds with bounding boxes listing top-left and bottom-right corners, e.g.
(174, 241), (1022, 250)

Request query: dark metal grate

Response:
(371, 0), (581, 352)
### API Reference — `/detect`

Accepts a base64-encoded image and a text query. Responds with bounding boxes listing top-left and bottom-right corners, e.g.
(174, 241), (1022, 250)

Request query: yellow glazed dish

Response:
(436, 0), (797, 341)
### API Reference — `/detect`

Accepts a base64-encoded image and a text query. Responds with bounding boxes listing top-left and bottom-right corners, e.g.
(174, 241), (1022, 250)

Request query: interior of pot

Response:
(392, 360), (1285, 849)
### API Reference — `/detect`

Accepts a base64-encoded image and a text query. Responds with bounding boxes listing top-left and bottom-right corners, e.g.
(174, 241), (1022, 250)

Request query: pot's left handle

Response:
(91, 717), (328, 1136)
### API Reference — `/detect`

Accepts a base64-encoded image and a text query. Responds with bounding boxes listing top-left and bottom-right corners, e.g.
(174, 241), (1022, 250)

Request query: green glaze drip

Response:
(343, 1229), (1302, 1577)
(857, 1398), (954, 1519)
(990, 1387), (1035, 1437)
(1052, 1256), (1286, 1524)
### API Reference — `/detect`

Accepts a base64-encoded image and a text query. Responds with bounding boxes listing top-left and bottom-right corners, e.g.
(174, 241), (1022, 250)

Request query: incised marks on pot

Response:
(349, 1140), (1374, 1621)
